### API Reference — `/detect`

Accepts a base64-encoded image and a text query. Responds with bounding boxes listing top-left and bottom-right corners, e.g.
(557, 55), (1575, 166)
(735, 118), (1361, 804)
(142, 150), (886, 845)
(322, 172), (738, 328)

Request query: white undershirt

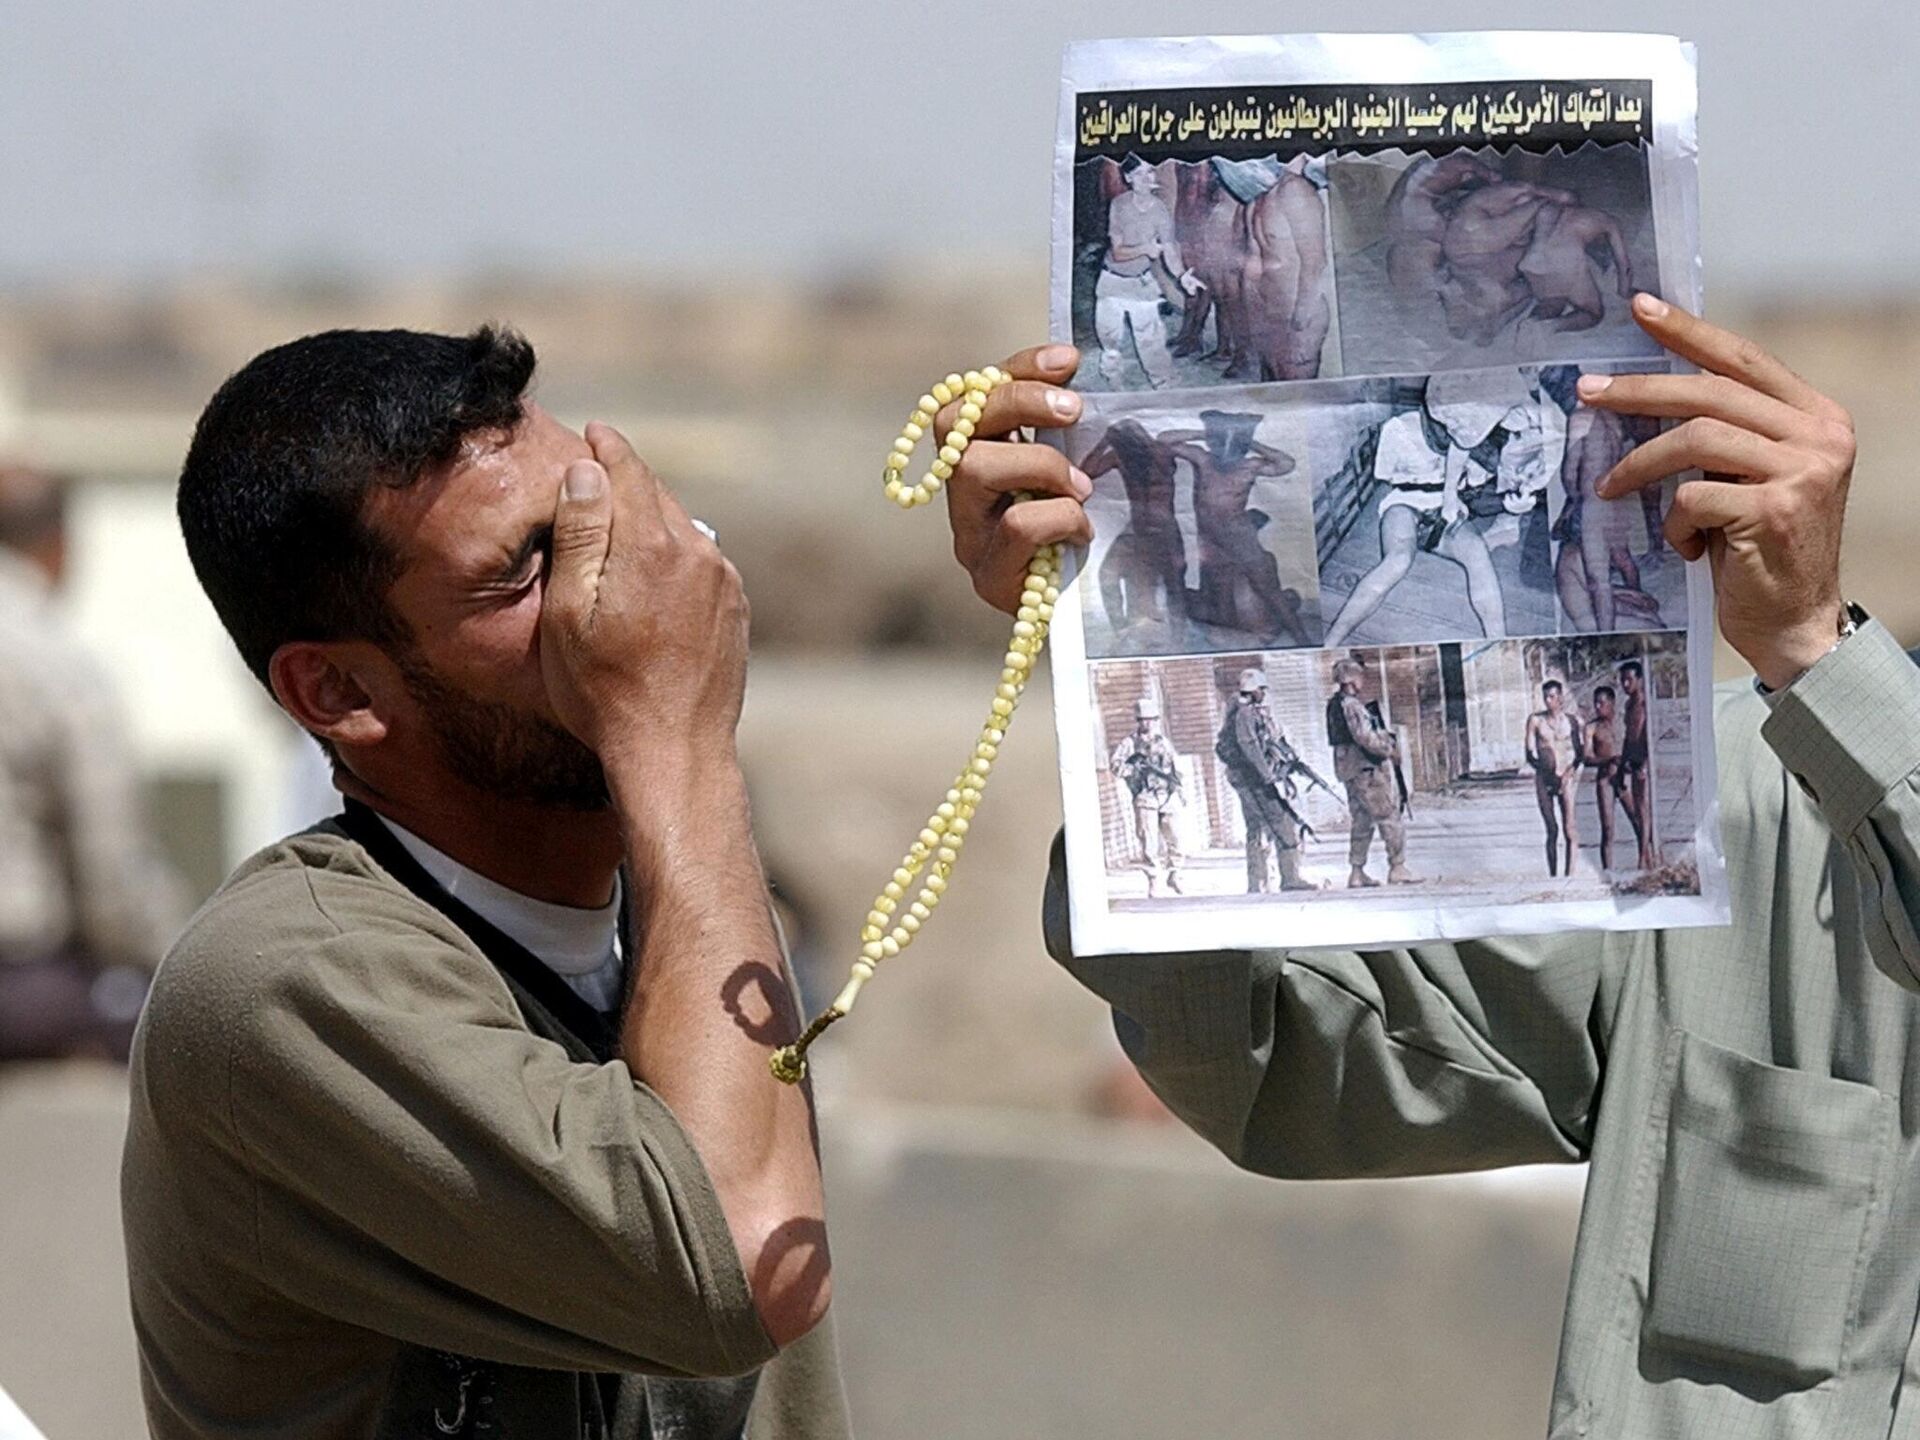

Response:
(376, 816), (627, 1015)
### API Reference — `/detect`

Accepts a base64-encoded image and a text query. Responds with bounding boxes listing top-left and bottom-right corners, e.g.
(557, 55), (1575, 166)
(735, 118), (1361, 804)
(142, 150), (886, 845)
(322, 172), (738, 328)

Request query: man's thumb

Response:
(549, 460), (612, 600)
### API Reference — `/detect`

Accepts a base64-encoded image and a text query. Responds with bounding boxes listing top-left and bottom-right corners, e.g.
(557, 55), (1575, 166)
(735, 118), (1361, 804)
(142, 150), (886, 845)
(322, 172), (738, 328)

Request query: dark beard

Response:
(396, 654), (610, 812)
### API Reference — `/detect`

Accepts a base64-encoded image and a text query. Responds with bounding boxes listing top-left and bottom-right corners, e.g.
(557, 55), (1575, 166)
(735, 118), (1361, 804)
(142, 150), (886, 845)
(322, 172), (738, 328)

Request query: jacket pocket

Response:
(1643, 1029), (1893, 1384)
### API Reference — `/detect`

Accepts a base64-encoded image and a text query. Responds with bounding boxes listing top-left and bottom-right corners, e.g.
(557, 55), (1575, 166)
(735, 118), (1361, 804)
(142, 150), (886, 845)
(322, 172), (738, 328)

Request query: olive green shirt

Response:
(1048, 621), (1920, 1439)
(122, 828), (849, 1440)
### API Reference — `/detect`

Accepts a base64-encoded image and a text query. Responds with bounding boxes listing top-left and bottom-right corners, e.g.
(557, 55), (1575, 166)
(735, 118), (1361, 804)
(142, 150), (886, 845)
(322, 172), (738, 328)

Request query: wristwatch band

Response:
(1755, 601), (1868, 698)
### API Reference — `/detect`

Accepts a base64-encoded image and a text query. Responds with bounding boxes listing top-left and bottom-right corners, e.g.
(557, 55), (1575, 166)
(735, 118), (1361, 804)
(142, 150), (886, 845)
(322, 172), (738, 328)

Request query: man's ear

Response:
(268, 641), (392, 751)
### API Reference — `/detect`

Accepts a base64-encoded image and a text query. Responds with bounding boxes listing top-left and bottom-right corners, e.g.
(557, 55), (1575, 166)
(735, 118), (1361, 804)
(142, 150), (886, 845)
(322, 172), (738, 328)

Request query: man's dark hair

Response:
(1594, 684), (1616, 703)
(1619, 660), (1644, 679)
(177, 325), (537, 687)
(1543, 679), (1563, 696)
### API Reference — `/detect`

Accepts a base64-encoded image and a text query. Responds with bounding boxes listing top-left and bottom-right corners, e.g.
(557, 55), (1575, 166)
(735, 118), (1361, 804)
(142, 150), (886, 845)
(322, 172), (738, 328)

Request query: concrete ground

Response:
(0, 1063), (1584, 1440)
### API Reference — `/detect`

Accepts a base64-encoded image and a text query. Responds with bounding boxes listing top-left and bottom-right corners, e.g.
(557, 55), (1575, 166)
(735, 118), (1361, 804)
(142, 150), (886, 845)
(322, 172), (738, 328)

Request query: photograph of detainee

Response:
(1328, 143), (1663, 375)
(1316, 366), (1563, 647)
(1538, 363), (1685, 632)
(1523, 678), (1585, 877)
(1070, 152), (1338, 392)
(1069, 402), (1324, 656)
(1490, 631), (1695, 888)
(1089, 633), (1696, 907)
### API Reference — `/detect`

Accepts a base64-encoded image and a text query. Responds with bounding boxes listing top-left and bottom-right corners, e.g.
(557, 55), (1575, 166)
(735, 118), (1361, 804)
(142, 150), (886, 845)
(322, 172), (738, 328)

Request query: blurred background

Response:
(3, 3), (1918, 1437)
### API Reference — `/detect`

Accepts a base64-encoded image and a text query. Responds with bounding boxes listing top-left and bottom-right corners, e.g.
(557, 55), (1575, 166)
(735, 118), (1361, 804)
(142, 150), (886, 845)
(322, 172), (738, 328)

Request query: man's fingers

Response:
(944, 435), (1090, 569)
(1663, 477), (1752, 562)
(585, 421), (668, 520)
(583, 419), (710, 541)
(940, 378), (1082, 444)
(996, 343), (1080, 384)
(952, 439), (1092, 504)
(973, 498), (1092, 613)
(1597, 417), (1785, 497)
(583, 420), (652, 484)
(547, 460), (614, 618)
(1576, 370), (1811, 443)
(1628, 295), (1841, 420)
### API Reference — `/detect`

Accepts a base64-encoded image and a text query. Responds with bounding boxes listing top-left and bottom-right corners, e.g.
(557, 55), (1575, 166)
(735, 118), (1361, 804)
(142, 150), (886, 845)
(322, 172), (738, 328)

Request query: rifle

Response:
(1365, 699), (1414, 818)
(1268, 783), (1316, 846)
(1273, 737), (1338, 801)
(1119, 749), (1182, 796)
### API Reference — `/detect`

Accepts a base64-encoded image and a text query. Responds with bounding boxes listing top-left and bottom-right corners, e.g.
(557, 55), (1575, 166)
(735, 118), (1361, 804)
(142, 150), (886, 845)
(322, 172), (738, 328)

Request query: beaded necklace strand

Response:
(770, 366), (1063, 1084)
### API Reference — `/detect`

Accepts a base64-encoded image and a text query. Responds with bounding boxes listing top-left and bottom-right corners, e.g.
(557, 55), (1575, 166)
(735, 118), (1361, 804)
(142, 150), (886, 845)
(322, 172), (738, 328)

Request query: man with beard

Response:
(124, 326), (1086, 1440)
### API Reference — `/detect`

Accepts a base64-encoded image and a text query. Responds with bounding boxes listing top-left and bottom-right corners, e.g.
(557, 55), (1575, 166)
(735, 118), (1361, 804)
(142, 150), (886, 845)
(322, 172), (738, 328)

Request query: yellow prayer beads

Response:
(770, 367), (1064, 1084)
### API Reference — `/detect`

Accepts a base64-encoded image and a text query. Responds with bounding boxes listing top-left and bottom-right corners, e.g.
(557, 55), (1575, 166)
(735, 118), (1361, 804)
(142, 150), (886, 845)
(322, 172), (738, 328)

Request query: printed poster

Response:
(1046, 32), (1728, 954)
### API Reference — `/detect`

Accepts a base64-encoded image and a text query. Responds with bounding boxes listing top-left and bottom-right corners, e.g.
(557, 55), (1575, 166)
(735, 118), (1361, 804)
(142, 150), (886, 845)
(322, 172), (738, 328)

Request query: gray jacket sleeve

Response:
(1043, 834), (1617, 1178)
(1762, 619), (1920, 993)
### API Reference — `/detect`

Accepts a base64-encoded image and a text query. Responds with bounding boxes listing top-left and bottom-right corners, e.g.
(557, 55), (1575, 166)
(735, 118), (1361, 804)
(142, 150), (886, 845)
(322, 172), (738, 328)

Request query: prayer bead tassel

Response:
(770, 368), (1063, 1085)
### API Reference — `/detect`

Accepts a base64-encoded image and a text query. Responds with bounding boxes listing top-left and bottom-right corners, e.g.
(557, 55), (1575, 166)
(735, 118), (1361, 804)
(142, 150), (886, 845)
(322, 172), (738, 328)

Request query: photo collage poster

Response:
(1046, 32), (1728, 955)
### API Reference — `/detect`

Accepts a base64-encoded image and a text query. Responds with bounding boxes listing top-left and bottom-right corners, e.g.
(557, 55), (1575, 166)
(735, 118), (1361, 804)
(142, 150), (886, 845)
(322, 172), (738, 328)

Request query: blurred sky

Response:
(1, 0), (1912, 291)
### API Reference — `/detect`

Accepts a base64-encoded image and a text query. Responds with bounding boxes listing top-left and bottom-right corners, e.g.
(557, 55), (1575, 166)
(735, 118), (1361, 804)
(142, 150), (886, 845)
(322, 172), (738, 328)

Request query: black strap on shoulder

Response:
(324, 799), (621, 1063)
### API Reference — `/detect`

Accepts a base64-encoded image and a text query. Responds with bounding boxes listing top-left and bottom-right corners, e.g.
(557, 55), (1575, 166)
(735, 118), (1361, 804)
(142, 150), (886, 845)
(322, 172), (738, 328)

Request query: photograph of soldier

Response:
(1539, 364), (1684, 633)
(1327, 142), (1663, 375)
(1216, 668), (1323, 893)
(1089, 651), (1345, 903)
(1327, 656), (1415, 887)
(1522, 678), (1586, 877)
(1084, 636), (1693, 911)
(1070, 400), (1323, 657)
(1108, 695), (1185, 896)
(1318, 367), (1562, 647)
(1071, 152), (1339, 393)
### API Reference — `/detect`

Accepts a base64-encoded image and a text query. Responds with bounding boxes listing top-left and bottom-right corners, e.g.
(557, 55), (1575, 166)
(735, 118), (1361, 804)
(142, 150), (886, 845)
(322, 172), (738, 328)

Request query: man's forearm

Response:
(609, 747), (827, 1343)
